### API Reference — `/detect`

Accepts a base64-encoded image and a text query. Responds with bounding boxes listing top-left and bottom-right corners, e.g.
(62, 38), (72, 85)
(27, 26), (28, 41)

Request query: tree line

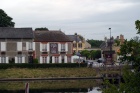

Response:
(87, 39), (104, 48)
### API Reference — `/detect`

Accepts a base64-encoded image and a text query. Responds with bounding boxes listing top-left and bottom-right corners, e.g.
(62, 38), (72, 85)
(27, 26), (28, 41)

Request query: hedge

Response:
(0, 63), (87, 69)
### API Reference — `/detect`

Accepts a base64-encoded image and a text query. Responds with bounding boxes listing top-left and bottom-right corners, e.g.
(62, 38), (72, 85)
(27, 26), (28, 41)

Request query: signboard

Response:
(50, 43), (58, 54)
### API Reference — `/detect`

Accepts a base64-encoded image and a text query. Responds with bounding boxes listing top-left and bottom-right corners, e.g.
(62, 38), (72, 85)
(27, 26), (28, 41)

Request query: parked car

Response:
(97, 58), (105, 63)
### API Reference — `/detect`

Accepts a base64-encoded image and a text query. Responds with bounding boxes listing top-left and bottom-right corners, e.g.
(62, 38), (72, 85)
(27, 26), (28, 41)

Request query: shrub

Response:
(33, 58), (38, 64)
(0, 63), (87, 69)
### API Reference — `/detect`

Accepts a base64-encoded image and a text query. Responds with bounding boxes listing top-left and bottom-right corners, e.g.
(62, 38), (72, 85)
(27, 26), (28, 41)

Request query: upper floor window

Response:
(73, 43), (76, 48)
(78, 43), (82, 48)
(61, 44), (65, 52)
(42, 44), (47, 52)
(17, 42), (22, 51)
(29, 42), (33, 50)
(1, 42), (6, 51)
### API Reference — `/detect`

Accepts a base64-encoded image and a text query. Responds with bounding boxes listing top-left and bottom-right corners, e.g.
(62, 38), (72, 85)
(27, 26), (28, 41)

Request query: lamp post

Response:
(75, 33), (81, 67)
(108, 28), (113, 65)
(75, 33), (78, 53)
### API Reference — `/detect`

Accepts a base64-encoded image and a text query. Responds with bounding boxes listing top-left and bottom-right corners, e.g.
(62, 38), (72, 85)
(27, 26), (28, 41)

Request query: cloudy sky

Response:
(1, 0), (140, 40)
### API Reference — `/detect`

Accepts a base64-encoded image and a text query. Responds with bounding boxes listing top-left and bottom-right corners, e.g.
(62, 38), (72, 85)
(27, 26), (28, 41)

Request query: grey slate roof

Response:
(34, 30), (73, 42)
(0, 27), (33, 39)
(67, 35), (81, 42)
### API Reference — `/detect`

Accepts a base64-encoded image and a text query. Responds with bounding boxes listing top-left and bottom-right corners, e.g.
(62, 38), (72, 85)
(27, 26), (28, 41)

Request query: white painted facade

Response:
(0, 41), (72, 64)
(37, 42), (72, 64)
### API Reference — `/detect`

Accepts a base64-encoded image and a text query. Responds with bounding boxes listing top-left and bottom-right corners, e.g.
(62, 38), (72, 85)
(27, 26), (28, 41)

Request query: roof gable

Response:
(67, 35), (81, 42)
(0, 27), (33, 39)
(34, 30), (72, 42)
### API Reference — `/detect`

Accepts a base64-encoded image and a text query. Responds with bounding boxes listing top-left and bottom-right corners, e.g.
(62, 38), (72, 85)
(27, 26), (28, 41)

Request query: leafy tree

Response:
(0, 9), (15, 27)
(35, 27), (49, 31)
(87, 39), (103, 48)
(90, 50), (96, 59)
(135, 20), (140, 34)
(103, 37), (140, 93)
(80, 50), (90, 58)
(80, 50), (101, 59)
(103, 20), (140, 93)
(95, 50), (101, 59)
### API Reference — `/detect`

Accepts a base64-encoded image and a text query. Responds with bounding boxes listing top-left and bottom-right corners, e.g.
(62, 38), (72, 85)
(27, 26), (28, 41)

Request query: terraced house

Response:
(0, 27), (34, 63)
(34, 30), (73, 63)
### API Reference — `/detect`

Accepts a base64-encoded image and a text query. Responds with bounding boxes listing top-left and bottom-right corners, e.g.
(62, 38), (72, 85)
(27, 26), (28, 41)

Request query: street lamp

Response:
(108, 28), (113, 65)
(75, 33), (81, 67)
(75, 33), (78, 53)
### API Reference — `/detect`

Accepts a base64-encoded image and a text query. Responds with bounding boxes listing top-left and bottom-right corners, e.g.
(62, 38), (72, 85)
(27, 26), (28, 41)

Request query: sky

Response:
(0, 0), (140, 40)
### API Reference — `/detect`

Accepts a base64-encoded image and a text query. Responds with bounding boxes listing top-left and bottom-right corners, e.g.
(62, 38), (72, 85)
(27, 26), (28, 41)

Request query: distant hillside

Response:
(87, 39), (104, 48)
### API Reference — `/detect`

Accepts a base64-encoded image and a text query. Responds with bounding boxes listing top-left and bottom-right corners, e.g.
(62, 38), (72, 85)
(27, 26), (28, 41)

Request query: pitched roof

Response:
(0, 27), (33, 39)
(67, 35), (81, 42)
(34, 30), (73, 42)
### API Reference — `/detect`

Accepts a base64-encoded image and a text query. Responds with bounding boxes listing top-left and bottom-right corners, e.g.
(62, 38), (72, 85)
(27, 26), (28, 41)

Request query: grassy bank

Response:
(0, 80), (102, 90)
(0, 67), (96, 78)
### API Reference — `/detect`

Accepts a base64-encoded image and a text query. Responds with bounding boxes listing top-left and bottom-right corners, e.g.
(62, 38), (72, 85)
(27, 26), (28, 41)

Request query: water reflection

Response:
(0, 80), (102, 93)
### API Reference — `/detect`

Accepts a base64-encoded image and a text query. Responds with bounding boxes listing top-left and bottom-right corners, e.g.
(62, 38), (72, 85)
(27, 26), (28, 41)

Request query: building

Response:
(0, 27), (34, 63)
(68, 34), (89, 53)
(100, 36), (115, 65)
(100, 34), (125, 64)
(34, 30), (73, 63)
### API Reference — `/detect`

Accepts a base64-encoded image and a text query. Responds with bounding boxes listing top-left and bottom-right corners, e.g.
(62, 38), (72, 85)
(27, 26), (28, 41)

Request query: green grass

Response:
(0, 80), (102, 90)
(0, 67), (96, 78)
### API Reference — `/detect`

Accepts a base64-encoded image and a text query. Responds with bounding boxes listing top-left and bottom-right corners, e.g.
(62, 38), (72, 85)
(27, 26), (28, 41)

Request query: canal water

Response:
(0, 80), (102, 93)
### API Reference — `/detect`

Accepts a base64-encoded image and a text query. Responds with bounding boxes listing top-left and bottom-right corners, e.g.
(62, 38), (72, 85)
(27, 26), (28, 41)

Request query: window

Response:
(42, 56), (47, 63)
(1, 56), (6, 63)
(78, 43), (82, 48)
(42, 44), (47, 51)
(17, 42), (22, 51)
(17, 56), (22, 63)
(61, 44), (65, 52)
(29, 42), (33, 50)
(73, 43), (76, 48)
(67, 56), (71, 63)
(55, 57), (59, 63)
(1, 42), (6, 51)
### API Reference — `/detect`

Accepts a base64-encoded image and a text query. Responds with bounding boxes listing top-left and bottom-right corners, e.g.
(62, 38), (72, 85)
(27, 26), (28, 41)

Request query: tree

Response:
(103, 37), (140, 93)
(35, 27), (49, 31)
(0, 9), (15, 27)
(80, 50), (90, 59)
(135, 20), (140, 34)
(95, 50), (101, 59)
(103, 20), (140, 93)
(87, 39), (103, 48)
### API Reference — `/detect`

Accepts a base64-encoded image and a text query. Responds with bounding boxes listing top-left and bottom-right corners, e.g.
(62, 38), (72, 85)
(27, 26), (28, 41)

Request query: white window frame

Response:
(29, 42), (33, 50)
(17, 42), (22, 51)
(1, 56), (6, 63)
(61, 44), (65, 52)
(42, 44), (47, 52)
(55, 57), (59, 63)
(42, 56), (47, 63)
(17, 56), (22, 63)
(1, 42), (6, 51)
